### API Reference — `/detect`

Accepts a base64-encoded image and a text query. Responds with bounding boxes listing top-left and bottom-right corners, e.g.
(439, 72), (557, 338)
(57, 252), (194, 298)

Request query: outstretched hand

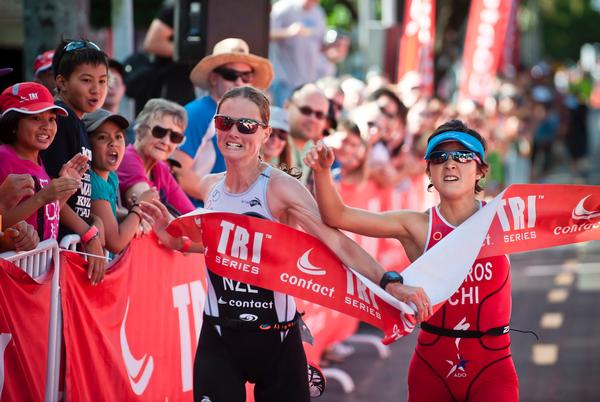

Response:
(60, 153), (89, 180)
(139, 199), (180, 249)
(304, 141), (335, 173)
(386, 282), (433, 323)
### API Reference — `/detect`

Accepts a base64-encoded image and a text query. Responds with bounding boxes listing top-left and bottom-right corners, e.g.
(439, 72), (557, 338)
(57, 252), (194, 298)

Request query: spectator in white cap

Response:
(33, 50), (56, 92)
(262, 106), (294, 172)
(171, 38), (273, 205)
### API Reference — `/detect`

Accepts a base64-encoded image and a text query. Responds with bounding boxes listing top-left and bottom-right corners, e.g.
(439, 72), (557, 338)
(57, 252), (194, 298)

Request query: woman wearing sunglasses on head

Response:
(139, 86), (430, 402)
(117, 98), (193, 216)
(305, 119), (518, 402)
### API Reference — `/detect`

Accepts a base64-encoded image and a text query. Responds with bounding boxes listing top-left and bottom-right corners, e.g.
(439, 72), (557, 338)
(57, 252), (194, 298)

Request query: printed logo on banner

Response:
(496, 195), (539, 243)
(120, 299), (154, 395)
(572, 195), (600, 220)
(0, 333), (12, 395)
(296, 249), (326, 276)
(215, 220), (269, 275)
(344, 270), (381, 319)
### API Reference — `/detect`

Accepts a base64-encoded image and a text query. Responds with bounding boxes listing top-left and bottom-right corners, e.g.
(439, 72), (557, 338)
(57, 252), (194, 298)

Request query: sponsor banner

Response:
(458, 0), (513, 103)
(499, 0), (519, 77)
(169, 211), (417, 345)
(402, 184), (600, 304)
(397, 0), (436, 96)
(0, 260), (51, 402)
(61, 235), (206, 401)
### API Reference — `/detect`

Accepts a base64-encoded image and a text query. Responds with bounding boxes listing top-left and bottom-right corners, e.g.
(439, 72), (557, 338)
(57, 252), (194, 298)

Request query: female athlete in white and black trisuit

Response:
(140, 86), (432, 402)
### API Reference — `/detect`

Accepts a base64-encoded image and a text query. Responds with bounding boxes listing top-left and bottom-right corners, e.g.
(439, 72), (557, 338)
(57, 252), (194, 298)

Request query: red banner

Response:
(499, 0), (519, 77)
(397, 0), (436, 96)
(458, 0), (513, 103)
(0, 260), (51, 402)
(61, 236), (206, 401)
(169, 212), (417, 345)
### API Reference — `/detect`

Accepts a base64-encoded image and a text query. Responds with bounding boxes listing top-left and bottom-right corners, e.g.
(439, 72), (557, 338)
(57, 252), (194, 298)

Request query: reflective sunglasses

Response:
(214, 115), (267, 134)
(295, 104), (326, 120)
(213, 67), (254, 84)
(428, 150), (481, 165)
(147, 125), (185, 144)
(64, 40), (101, 53)
(270, 128), (288, 141)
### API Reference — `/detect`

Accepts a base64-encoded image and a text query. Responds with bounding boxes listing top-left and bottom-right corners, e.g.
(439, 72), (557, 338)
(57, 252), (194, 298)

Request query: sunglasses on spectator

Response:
(213, 67), (254, 84)
(330, 99), (343, 111)
(145, 125), (185, 144)
(64, 40), (101, 53)
(270, 129), (288, 141)
(294, 104), (326, 120)
(214, 115), (267, 134)
(427, 150), (481, 165)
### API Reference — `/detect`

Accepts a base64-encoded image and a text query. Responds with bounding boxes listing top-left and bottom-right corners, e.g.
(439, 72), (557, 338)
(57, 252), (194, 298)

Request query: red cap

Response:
(33, 50), (55, 77)
(0, 82), (67, 117)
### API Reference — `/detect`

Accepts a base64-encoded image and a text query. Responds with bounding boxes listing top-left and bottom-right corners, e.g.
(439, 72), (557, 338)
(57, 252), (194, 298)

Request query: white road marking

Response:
(532, 344), (559, 366)
(540, 312), (564, 329)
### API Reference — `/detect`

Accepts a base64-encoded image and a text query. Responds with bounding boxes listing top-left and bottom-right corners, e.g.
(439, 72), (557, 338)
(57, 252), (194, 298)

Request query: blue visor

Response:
(424, 131), (485, 161)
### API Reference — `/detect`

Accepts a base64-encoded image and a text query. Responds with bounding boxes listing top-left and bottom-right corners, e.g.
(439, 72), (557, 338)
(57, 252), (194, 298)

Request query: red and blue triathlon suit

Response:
(408, 204), (518, 402)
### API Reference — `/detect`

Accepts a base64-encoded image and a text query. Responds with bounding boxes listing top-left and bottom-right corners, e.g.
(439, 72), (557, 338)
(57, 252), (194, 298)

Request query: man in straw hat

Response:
(172, 38), (273, 204)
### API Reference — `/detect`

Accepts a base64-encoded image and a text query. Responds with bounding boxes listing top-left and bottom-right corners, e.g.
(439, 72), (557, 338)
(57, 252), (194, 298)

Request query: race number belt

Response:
(420, 322), (510, 338)
(203, 312), (301, 332)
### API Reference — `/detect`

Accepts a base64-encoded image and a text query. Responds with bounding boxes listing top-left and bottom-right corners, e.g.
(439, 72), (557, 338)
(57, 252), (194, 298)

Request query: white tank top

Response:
(203, 165), (297, 324)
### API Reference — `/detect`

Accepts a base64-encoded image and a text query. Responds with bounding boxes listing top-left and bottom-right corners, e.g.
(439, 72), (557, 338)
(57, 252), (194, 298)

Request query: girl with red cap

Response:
(0, 82), (89, 241)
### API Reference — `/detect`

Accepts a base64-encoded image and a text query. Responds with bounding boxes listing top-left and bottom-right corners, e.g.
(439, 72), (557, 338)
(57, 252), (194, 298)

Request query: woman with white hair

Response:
(117, 98), (193, 216)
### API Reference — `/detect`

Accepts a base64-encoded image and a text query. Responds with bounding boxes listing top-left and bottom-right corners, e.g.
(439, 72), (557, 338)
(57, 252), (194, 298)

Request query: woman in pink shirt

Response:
(0, 82), (88, 240)
(117, 98), (193, 216)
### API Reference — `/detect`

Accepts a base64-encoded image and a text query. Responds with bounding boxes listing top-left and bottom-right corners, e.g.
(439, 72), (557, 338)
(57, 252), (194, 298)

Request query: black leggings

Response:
(193, 323), (310, 402)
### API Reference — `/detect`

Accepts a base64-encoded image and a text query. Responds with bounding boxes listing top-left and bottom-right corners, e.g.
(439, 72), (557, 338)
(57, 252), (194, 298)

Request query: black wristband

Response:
(380, 271), (404, 290)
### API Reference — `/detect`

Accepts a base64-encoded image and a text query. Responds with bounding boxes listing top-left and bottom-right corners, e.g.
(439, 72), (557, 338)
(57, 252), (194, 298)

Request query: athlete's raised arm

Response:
(267, 170), (432, 322)
(304, 142), (424, 243)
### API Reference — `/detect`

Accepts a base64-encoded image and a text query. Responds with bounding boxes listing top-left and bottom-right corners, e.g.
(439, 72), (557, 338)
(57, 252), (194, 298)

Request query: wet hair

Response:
(427, 119), (488, 193)
(369, 87), (408, 125)
(217, 86), (270, 125)
(52, 39), (109, 79)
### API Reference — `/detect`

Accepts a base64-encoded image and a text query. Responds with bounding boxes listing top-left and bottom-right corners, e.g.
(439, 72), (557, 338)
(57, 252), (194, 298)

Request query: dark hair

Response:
(369, 87), (408, 125)
(217, 86), (270, 125)
(52, 39), (109, 79)
(108, 59), (126, 79)
(427, 119), (488, 193)
(0, 111), (22, 144)
(338, 119), (362, 139)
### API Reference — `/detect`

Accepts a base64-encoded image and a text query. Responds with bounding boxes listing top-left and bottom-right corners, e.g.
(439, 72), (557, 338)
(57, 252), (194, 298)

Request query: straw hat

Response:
(189, 38), (273, 90)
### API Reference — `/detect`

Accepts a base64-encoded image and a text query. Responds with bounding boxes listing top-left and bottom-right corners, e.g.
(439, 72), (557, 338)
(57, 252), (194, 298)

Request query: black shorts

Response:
(194, 323), (310, 402)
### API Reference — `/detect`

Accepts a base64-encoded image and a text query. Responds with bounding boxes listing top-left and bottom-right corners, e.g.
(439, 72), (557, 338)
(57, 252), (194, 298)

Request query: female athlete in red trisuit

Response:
(305, 119), (518, 402)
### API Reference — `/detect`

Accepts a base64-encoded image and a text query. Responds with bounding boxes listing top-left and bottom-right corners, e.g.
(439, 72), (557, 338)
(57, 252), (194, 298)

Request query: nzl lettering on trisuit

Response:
(344, 270), (381, 319)
(214, 220), (268, 275)
(496, 195), (538, 243)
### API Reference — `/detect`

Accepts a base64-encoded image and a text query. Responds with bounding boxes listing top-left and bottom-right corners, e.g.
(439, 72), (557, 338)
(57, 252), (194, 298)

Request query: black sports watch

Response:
(380, 271), (404, 290)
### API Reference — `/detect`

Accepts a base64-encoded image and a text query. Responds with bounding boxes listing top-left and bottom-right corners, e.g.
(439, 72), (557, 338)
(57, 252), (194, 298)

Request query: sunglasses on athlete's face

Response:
(146, 125), (185, 144)
(64, 40), (101, 53)
(270, 129), (288, 141)
(214, 115), (267, 134)
(428, 150), (481, 165)
(294, 104), (326, 120)
(213, 67), (254, 84)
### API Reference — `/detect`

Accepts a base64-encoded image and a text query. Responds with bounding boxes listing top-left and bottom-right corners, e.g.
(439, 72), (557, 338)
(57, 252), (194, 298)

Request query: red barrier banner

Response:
(458, 0), (513, 103)
(397, 0), (436, 96)
(0, 260), (51, 402)
(61, 236), (206, 401)
(168, 212), (417, 345)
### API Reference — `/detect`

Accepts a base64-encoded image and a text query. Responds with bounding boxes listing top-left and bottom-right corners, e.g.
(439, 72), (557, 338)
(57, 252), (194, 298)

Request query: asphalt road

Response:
(317, 241), (600, 402)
